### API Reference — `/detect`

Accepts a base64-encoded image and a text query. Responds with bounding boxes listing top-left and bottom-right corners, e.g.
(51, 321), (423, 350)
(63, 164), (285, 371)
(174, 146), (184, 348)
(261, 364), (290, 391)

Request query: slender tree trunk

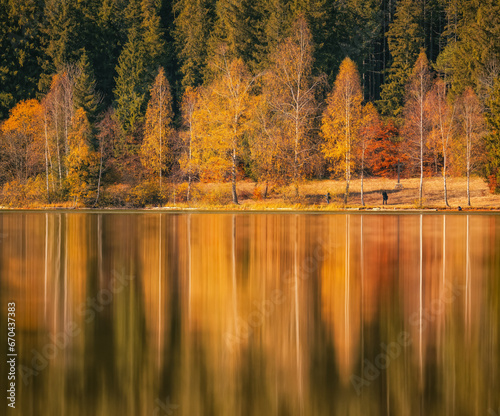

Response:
(361, 143), (365, 206)
(232, 145), (238, 204)
(466, 118), (471, 207)
(443, 150), (449, 208)
(187, 120), (193, 203)
(159, 108), (162, 198)
(294, 116), (300, 197)
(95, 137), (104, 206)
(344, 93), (350, 206)
(419, 77), (424, 208)
(43, 112), (50, 200)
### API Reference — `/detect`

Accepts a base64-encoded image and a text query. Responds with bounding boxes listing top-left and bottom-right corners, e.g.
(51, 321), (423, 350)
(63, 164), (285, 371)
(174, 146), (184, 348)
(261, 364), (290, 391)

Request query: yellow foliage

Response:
(140, 68), (174, 187)
(321, 58), (364, 178)
(65, 108), (98, 203)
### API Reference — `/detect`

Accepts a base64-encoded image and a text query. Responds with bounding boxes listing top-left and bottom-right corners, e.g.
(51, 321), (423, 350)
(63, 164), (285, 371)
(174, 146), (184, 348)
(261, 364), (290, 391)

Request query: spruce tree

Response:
(73, 51), (101, 124)
(173, 0), (213, 87)
(379, 0), (424, 117)
(114, 27), (147, 134)
(208, 0), (264, 72)
(114, 0), (165, 134)
(0, 0), (44, 119)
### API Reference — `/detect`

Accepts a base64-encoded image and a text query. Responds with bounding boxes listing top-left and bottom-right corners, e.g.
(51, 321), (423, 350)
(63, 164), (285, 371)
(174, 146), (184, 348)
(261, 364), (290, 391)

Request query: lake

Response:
(1, 212), (499, 415)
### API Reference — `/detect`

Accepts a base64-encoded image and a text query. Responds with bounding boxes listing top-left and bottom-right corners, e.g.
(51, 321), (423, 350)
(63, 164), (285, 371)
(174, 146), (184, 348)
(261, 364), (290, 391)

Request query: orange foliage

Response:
(365, 120), (406, 178)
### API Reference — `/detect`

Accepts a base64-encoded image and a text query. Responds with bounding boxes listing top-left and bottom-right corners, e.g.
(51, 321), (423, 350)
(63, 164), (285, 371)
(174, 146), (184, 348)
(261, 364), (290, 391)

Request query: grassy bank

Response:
(2, 176), (500, 211)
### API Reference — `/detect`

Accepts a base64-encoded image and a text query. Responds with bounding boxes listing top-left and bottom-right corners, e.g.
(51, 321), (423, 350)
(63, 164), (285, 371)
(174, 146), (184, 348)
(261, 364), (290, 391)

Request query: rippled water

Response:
(1, 212), (499, 416)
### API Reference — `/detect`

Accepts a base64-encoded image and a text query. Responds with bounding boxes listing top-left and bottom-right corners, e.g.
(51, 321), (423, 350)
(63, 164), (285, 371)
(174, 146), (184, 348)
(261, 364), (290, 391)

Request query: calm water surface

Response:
(1, 212), (499, 416)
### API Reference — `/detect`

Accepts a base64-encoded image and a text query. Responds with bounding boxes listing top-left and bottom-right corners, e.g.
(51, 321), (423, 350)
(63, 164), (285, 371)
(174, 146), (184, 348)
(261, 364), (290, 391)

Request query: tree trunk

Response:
(419, 73), (424, 208)
(187, 174), (191, 203)
(232, 147), (238, 204)
(361, 146), (365, 206)
(467, 167), (471, 207)
(443, 151), (449, 208)
(95, 137), (104, 207)
(43, 112), (50, 200)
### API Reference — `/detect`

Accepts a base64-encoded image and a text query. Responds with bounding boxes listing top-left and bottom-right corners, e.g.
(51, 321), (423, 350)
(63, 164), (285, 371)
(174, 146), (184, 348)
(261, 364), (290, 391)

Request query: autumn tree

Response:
(94, 108), (121, 205)
(65, 108), (98, 204)
(248, 96), (288, 196)
(358, 102), (381, 206)
(140, 68), (174, 197)
(365, 120), (403, 178)
(322, 57), (364, 205)
(195, 52), (256, 204)
(457, 87), (485, 206)
(0, 99), (44, 182)
(265, 16), (321, 196)
(428, 78), (456, 207)
(403, 51), (432, 207)
(179, 86), (201, 202)
(485, 78), (500, 193)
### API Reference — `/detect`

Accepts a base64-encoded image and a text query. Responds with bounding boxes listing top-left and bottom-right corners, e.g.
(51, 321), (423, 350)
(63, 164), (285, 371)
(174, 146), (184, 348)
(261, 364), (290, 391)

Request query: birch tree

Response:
(322, 57), (363, 205)
(428, 78), (456, 208)
(265, 16), (321, 196)
(179, 86), (201, 202)
(195, 52), (256, 204)
(403, 51), (432, 207)
(140, 68), (174, 197)
(458, 87), (485, 206)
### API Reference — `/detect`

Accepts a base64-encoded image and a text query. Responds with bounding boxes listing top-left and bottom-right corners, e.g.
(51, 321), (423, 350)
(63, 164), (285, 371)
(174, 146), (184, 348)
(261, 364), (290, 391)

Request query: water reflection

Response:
(0, 212), (499, 416)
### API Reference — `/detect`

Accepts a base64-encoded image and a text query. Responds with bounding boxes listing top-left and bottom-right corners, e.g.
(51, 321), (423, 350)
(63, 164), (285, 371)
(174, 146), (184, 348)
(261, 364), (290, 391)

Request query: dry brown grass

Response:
(189, 176), (500, 210)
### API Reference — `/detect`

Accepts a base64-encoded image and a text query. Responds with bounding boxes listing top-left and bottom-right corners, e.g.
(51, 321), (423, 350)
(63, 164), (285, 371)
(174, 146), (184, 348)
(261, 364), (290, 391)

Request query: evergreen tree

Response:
(73, 51), (101, 125)
(379, 0), (425, 117)
(207, 0), (264, 72)
(114, 27), (147, 134)
(114, 0), (165, 134)
(40, 0), (80, 90)
(436, 0), (500, 98)
(0, 0), (45, 119)
(173, 0), (214, 88)
(92, 0), (127, 106)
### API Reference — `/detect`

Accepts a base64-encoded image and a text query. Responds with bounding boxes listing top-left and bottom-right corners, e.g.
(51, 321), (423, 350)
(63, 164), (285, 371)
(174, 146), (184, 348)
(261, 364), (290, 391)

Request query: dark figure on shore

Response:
(326, 192), (331, 204)
(382, 190), (388, 205)
(458, 206), (462, 211)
